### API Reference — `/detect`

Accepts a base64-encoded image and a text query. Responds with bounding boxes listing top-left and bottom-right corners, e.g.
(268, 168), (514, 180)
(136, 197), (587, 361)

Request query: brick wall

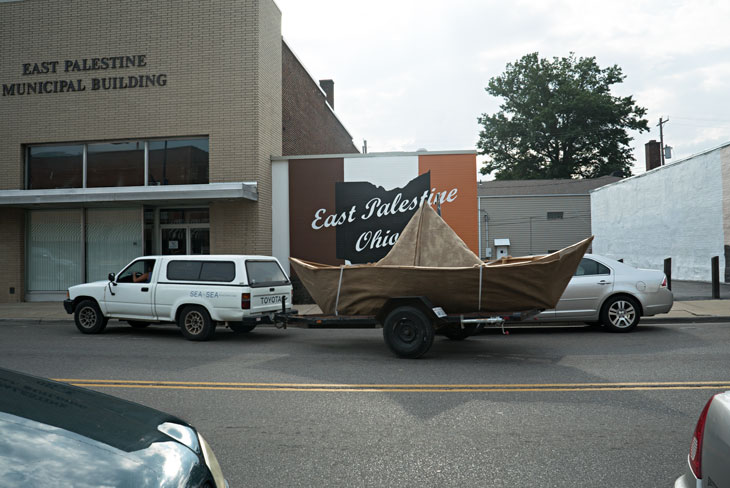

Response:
(282, 42), (359, 156)
(0, 0), (282, 299)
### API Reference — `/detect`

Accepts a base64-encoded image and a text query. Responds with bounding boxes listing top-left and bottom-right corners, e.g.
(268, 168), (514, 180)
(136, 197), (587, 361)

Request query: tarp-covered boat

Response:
(290, 204), (592, 316)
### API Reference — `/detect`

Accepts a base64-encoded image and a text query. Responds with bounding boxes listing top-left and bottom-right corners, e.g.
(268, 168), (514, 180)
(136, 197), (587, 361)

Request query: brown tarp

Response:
(377, 202), (483, 267)
(291, 204), (593, 316)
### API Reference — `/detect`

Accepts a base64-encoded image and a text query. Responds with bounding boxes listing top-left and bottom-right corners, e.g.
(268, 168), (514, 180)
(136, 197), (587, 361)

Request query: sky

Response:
(274, 0), (730, 180)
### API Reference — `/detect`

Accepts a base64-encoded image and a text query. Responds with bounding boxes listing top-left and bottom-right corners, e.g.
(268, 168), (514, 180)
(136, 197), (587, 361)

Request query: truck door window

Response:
(117, 259), (156, 283)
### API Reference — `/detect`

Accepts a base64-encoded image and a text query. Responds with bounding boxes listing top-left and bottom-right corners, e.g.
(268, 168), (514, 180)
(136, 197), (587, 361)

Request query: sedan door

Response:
(554, 257), (613, 320)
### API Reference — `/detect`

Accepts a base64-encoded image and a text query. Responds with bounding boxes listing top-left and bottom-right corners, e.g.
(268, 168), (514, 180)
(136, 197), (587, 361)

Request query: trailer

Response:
(275, 296), (541, 359)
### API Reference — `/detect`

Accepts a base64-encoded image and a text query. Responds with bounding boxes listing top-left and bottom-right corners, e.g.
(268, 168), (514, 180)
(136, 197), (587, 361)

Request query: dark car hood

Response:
(0, 368), (181, 452)
(0, 368), (209, 487)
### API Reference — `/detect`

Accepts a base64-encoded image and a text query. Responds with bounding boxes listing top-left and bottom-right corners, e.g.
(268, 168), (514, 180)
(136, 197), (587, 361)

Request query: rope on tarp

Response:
(334, 265), (344, 316)
(478, 265), (483, 311)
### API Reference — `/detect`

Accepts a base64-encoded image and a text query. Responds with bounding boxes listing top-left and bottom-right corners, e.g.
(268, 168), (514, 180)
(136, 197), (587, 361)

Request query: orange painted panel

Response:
(418, 153), (478, 253)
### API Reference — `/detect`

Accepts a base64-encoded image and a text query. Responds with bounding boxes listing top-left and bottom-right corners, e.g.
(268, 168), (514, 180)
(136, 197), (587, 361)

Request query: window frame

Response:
(25, 136), (209, 190)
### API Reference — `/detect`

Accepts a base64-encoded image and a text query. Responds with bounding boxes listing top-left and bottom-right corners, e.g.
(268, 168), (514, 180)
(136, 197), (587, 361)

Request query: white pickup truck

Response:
(64, 255), (294, 341)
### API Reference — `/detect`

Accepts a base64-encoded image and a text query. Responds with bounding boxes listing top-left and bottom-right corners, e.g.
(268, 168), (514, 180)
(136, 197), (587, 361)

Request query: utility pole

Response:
(657, 117), (669, 165)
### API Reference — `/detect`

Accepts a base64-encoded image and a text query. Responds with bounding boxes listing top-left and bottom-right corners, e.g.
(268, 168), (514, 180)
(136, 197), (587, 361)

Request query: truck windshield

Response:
(245, 261), (289, 287)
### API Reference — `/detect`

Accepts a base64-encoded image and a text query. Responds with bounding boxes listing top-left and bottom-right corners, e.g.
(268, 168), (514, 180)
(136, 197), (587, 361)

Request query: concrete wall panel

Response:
(591, 148), (726, 281)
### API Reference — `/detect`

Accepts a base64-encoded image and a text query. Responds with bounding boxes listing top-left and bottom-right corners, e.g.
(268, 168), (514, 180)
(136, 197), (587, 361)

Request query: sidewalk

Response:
(0, 299), (727, 324)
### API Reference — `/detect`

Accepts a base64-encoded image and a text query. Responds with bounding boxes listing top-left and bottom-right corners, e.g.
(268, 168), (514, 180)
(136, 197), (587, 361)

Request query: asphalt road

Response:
(1, 319), (729, 487)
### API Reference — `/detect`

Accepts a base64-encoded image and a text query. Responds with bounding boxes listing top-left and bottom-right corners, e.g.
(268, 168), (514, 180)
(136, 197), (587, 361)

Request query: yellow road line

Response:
(55, 379), (730, 393)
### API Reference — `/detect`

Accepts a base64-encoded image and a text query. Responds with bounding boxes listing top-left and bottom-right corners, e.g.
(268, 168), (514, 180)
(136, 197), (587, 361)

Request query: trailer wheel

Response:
(383, 306), (434, 359)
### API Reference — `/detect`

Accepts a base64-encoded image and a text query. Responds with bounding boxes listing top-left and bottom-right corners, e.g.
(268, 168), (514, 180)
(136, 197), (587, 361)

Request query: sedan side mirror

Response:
(108, 272), (115, 282)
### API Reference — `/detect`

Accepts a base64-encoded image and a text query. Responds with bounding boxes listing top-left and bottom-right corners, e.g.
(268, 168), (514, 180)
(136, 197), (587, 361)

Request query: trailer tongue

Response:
(275, 296), (542, 359)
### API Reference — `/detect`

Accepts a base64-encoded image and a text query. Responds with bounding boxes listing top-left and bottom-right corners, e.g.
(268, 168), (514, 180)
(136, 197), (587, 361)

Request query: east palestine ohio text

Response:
(2, 74), (167, 96)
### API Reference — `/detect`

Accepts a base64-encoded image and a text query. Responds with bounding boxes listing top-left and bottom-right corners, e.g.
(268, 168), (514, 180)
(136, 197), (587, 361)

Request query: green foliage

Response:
(477, 53), (649, 180)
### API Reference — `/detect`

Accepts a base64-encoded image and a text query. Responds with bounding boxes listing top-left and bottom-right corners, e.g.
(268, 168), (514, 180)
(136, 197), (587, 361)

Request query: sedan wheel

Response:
(600, 296), (640, 332)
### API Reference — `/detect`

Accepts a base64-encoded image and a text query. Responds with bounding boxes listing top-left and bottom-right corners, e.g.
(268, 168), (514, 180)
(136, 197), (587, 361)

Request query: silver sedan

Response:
(533, 254), (673, 331)
(675, 391), (730, 487)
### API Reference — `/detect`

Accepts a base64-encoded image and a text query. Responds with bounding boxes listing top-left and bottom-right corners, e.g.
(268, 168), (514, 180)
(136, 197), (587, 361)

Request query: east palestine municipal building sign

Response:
(2, 54), (167, 96)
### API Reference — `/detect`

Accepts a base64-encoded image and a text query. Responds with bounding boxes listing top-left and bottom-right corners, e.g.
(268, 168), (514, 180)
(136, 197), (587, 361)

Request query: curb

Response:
(639, 316), (730, 324)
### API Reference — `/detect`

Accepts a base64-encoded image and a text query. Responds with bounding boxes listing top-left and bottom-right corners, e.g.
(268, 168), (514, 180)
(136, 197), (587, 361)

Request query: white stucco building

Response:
(590, 142), (730, 282)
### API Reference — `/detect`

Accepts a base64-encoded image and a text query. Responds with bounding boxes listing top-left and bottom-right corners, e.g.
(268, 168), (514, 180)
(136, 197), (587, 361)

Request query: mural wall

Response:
(272, 151), (478, 274)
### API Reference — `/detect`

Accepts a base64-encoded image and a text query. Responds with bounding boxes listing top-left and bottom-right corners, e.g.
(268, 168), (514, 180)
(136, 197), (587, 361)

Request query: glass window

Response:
(199, 262), (235, 282)
(117, 259), (156, 283)
(245, 261), (289, 287)
(27, 145), (83, 189)
(575, 258), (610, 276)
(547, 212), (564, 220)
(87, 141), (144, 187)
(191, 228), (210, 254)
(86, 208), (143, 282)
(149, 138), (209, 185)
(159, 208), (209, 225)
(166, 260), (235, 282)
(167, 261), (202, 281)
(26, 210), (83, 291)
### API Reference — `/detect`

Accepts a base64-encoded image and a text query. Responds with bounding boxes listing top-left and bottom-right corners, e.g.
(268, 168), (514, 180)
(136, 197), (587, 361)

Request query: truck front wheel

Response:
(383, 306), (434, 359)
(178, 305), (216, 341)
(74, 299), (108, 334)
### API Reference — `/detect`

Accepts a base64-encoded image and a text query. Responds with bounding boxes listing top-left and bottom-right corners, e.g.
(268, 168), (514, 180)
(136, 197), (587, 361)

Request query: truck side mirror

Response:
(108, 272), (115, 282)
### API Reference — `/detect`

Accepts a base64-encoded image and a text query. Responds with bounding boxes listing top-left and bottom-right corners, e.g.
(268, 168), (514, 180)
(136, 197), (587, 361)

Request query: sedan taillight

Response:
(660, 275), (668, 288)
(241, 293), (250, 310)
(689, 394), (716, 479)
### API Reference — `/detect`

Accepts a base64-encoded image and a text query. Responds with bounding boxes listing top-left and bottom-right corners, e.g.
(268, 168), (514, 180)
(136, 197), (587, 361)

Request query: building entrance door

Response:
(161, 228), (187, 255)
(160, 225), (209, 255)
(150, 208), (210, 255)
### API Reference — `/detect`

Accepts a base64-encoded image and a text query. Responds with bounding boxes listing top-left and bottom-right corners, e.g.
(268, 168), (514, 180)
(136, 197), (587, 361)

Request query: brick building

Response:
(0, 0), (357, 302)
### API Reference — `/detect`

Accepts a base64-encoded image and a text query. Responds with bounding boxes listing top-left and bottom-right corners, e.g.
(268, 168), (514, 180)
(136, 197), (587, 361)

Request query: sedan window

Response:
(575, 258), (610, 276)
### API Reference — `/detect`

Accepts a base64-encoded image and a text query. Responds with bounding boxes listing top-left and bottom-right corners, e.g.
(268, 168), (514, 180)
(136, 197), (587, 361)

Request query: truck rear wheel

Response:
(179, 306), (215, 341)
(74, 299), (108, 334)
(383, 306), (434, 359)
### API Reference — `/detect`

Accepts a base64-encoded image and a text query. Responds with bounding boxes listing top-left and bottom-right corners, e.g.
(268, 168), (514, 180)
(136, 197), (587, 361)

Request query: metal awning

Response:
(0, 182), (258, 207)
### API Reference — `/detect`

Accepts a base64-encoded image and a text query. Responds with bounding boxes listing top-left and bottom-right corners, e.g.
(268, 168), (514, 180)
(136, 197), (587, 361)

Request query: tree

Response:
(477, 53), (649, 180)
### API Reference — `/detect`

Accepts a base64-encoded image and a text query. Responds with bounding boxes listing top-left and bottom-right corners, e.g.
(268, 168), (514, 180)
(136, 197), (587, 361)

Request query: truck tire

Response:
(229, 322), (257, 333)
(127, 321), (151, 328)
(178, 305), (215, 341)
(383, 305), (434, 359)
(74, 299), (108, 334)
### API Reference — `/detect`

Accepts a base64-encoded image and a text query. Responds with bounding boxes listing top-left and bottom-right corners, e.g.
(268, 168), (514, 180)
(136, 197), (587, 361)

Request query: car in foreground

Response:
(533, 254), (673, 332)
(675, 391), (730, 488)
(0, 367), (227, 487)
